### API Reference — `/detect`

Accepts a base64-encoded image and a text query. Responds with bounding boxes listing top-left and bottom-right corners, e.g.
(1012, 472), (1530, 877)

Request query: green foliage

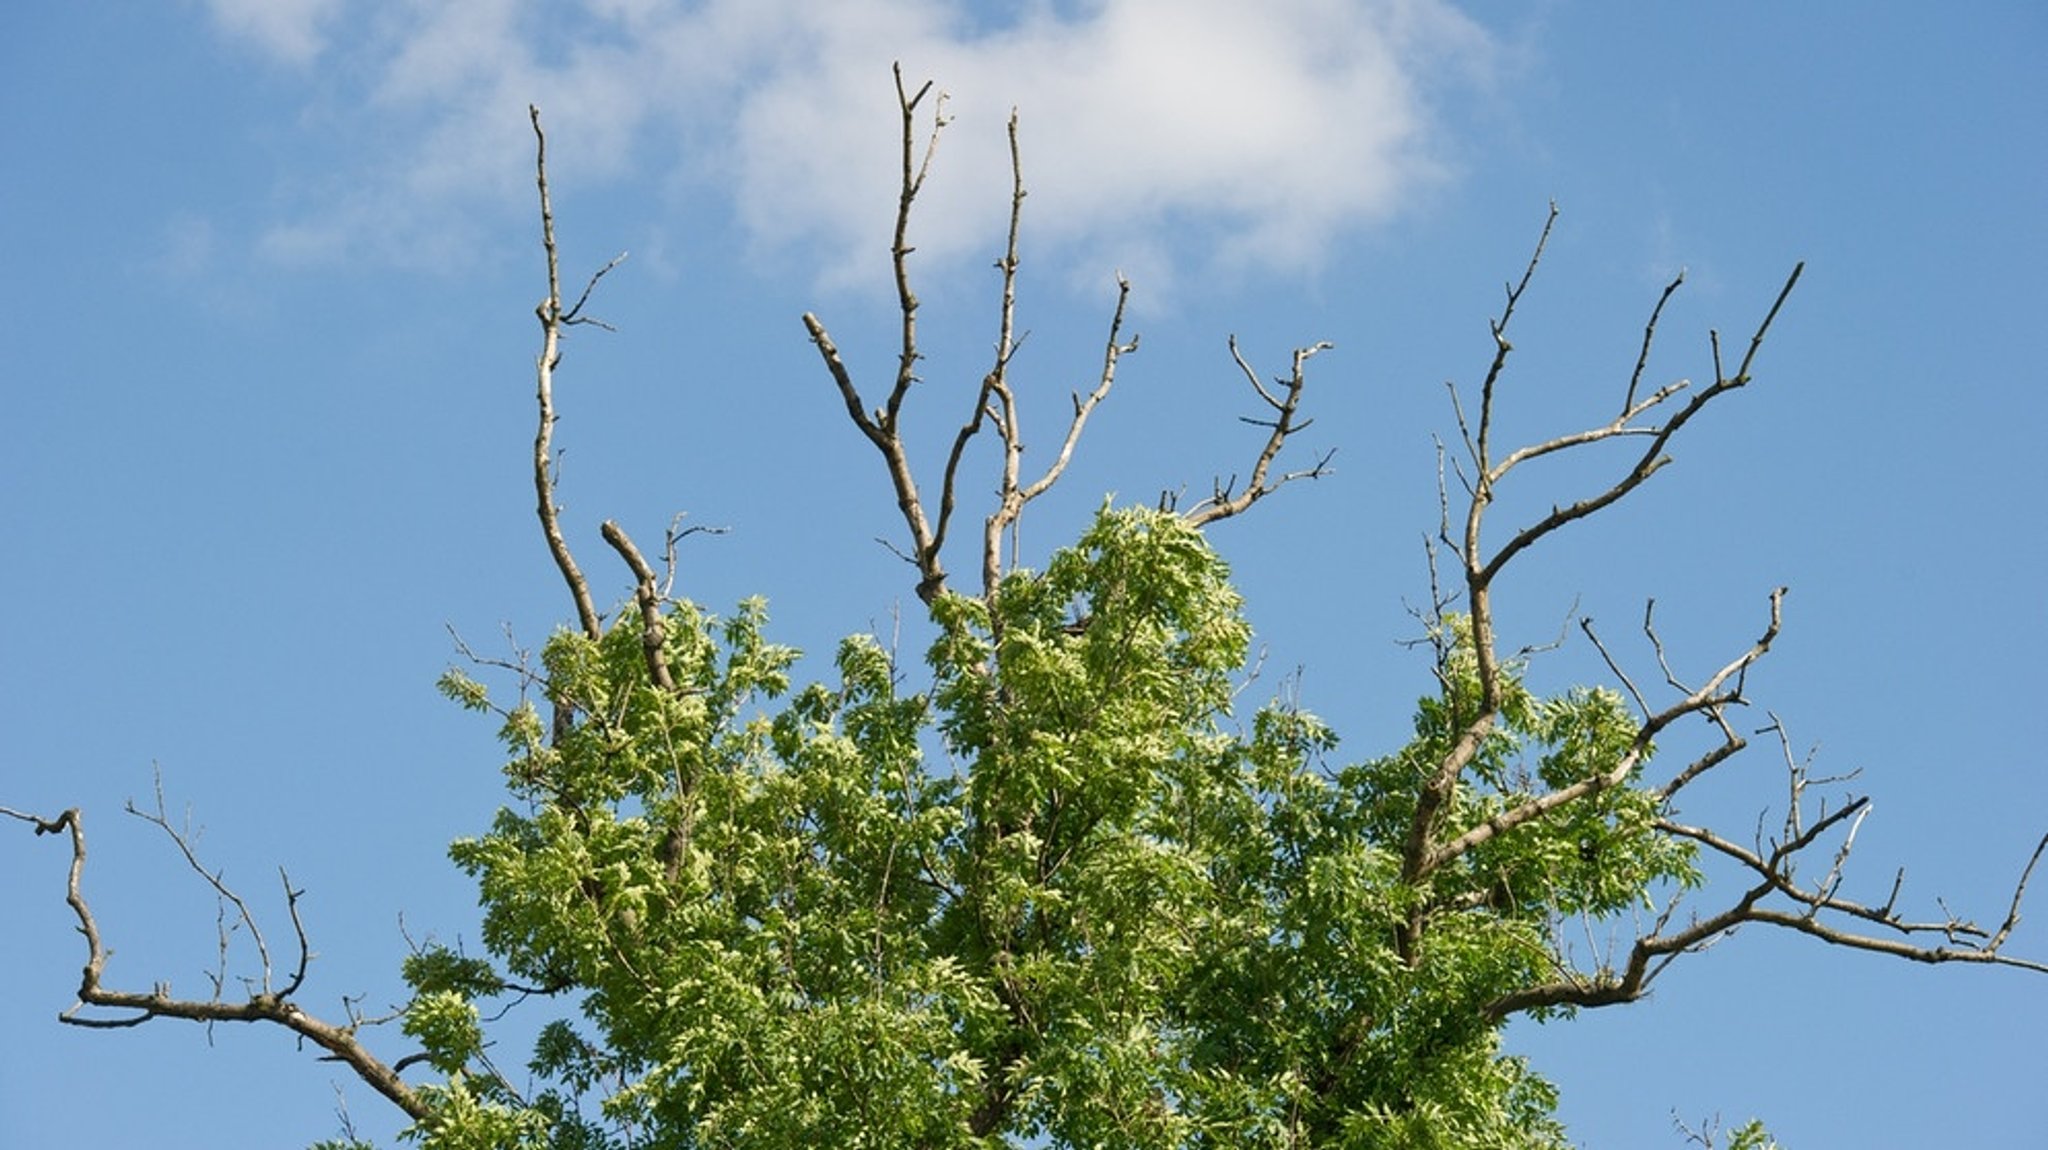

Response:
(1725, 1119), (1784, 1150)
(407, 505), (1698, 1147)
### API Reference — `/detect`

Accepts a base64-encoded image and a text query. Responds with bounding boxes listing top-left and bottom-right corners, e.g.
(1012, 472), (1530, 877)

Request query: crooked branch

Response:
(3, 805), (427, 1120)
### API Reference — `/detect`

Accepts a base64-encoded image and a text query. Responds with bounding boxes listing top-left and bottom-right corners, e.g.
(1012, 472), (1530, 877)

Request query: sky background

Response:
(4, 2), (2045, 1146)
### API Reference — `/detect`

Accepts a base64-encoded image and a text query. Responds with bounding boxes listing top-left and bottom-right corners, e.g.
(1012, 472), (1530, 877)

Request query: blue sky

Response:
(4, 3), (2044, 1146)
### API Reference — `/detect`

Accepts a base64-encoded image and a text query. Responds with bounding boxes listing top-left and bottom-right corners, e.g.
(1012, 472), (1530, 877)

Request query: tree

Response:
(9, 73), (2044, 1149)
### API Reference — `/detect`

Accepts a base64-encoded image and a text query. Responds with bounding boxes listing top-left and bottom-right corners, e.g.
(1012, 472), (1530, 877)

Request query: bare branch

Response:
(1184, 338), (1333, 527)
(803, 312), (947, 601)
(801, 69), (957, 603)
(1490, 711), (2048, 1019)
(1579, 613), (1651, 719)
(1420, 252), (1805, 917)
(1473, 201), (1558, 476)
(1408, 211), (1570, 897)
(1421, 590), (1782, 932)
(1013, 280), (1135, 513)
(1990, 832), (2048, 954)
(1655, 815), (2048, 973)
(11, 806), (427, 1120)
(1730, 263), (1805, 384)
(889, 62), (949, 430)
(530, 105), (606, 642)
(126, 773), (275, 993)
(1475, 263), (1804, 589)
(659, 513), (726, 600)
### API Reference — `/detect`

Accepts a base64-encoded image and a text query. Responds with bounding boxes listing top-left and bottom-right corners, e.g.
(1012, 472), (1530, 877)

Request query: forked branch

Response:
(802, 67), (952, 602)
(1184, 337), (1334, 527)
(1408, 212), (1804, 886)
(1477, 261), (1802, 590)
(977, 108), (1138, 594)
(1483, 611), (2047, 1019)
(1, 804), (428, 1121)
(805, 74), (1141, 605)
(1490, 813), (2048, 1020)
(1423, 590), (1784, 879)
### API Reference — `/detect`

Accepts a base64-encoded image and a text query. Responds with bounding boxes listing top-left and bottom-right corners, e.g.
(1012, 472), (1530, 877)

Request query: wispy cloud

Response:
(205, 0), (346, 67)
(208, 0), (1495, 290)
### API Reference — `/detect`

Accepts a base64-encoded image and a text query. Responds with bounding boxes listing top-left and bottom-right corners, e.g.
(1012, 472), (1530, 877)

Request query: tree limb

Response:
(2, 804), (428, 1121)
(1183, 338), (1333, 528)
(602, 519), (676, 693)
(529, 104), (616, 642)
(801, 67), (952, 602)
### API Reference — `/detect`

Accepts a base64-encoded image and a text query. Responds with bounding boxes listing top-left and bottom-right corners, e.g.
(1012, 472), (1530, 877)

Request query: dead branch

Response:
(800, 66), (952, 603)
(1398, 214), (1567, 905)
(529, 104), (620, 642)
(975, 108), (1035, 595)
(1477, 262), (1803, 590)
(1436, 226), (1799, 867)
(3, 804), (427, 1121)
(659, 514), (726, 600)
(806, 74), (1145, 606)
(1184, 338), (1334, 528)
(1423, 590), (1783, 881)
(1398, 212), (1804, 970)
(1624, 269), (1686, 414)
(1469, 201), (1558, 478)
(975, 106), (1138, 593)
(1484, 675), (2048, 1019)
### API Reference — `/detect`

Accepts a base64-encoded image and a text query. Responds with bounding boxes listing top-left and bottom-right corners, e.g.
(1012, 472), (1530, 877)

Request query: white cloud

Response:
(219, 0), (1495, 289)
(205, 0), (346, 66)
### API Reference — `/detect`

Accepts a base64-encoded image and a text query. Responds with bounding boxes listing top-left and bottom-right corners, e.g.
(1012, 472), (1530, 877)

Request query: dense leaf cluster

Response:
(418, 507), (1690, 1148)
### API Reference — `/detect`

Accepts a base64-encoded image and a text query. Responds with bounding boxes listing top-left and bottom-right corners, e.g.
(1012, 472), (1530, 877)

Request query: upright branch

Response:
(805, 73), (1140, 605)
(1469, 201), (1557, 482)
(0, 804), (428, 1122)
(529, 104), (623, 641)
(807, 70), (1346, 610)
(803, 66), (951, 602)
(977, 112), (1140, 597)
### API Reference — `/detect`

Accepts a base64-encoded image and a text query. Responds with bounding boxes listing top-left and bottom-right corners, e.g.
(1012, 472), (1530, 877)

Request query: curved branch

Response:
(1475, 263), (1803, 588)
(6, 806), (427, 1120)
(1486, 748), (2048, 1020)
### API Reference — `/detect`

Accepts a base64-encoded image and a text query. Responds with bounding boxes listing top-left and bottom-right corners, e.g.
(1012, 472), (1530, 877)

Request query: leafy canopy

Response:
(419, 506), (1690, 1148)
